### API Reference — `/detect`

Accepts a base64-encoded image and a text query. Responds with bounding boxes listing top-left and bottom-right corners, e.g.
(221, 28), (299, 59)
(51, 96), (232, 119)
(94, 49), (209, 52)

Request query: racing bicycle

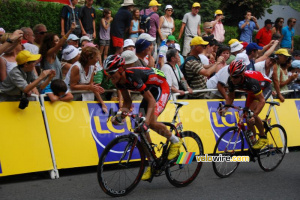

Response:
(97, 102), (204, 197)
(212, 101), (287, 178)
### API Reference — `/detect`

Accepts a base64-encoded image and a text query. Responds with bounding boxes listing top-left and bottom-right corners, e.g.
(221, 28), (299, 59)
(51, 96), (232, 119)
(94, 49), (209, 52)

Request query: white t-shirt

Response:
(23, 43), (39, 54)
(207, 65), (229, 89)
(198, 54), (209, 65)
(254, 60), (273, 79)
(182, 12), (201, 37)
(161, 63), (183, 90)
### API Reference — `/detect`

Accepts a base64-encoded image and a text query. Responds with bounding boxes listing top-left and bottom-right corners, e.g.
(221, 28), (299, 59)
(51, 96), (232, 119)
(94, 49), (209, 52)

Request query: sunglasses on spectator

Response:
(205, 27), (213, 29)
(279, 21), (284, 23)
(166, 9), (173, 12)
(38, 31), (47, 35)
(292, 21), (297, 23)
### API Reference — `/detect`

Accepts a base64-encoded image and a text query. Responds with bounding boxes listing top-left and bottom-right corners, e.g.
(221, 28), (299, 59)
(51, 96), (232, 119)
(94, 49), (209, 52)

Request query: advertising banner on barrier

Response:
(0, 102), (53, 177)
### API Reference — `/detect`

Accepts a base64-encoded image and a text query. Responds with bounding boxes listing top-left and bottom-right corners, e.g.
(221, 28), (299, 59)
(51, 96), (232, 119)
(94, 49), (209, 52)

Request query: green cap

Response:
(167, 35), (178, 42)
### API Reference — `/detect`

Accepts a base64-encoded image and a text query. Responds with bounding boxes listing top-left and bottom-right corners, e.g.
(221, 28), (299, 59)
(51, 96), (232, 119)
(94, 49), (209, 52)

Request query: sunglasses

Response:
(231, 75), (242, 79)
(279, 21), (284, 23)
(38, 31), (47, 35)
(205, 27), (213, 29)
(166, 9), (173, 12)
(292, 21), (297, 23)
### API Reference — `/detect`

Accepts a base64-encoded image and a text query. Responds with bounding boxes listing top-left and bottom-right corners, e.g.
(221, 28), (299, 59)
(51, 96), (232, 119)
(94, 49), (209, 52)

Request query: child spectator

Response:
(61, 0), (82, 37)
(42, 79), (73, 102)
(99, 8), (112, 66)
(129, 8), (144, 43)
(80, 0), (96, 40)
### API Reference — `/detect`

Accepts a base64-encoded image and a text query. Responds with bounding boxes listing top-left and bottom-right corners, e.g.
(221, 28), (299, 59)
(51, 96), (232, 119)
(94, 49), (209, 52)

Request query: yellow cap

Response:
(149, 0), (161, 7)
(190, 36), (209, 46)
(16, 50), (41, 65)
(192, 2), (201, 8)
(228, 39), (242, 45)
(215, 10), (223, 15)
(275, 49), (291, 56)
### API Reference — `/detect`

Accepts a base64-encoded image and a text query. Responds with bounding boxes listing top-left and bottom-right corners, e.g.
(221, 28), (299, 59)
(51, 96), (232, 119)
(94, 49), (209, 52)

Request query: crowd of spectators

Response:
(0, 0), (299, 112)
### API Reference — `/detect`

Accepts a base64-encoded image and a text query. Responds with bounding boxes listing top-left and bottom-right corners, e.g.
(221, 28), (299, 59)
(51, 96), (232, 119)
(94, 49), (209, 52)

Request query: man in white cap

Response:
(111, 0), (135, 54)
(211, 10), (225, 43)
(123, 39), (135, 51)
(80, 35), (92, 47)
(67, 34), (79, 48)
(178, 2), (202, 58)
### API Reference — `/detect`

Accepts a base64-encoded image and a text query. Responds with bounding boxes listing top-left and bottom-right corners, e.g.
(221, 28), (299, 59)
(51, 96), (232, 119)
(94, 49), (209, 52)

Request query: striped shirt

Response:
(185, 59), (207, 98)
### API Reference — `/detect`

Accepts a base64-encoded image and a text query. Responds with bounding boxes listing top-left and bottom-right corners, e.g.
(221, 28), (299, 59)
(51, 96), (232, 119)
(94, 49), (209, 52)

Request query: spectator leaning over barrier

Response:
(280, 18), (296, 53)
(33, 24), (47, 49)
(67, 34), (79, 48)
(0, 33), (23, 82)
(40, 22), (76, 80)
(21, 27), (39, 54)
(110, 0), (135, 54)
(201, 22), (213, 38)
(158, 5), (175, 46)
(80, 0), (96, 40)
(255, 19), (274, 47)
(182, 36), (222, 99)
(161, 48), (192, 99)
(279, 56), (294, 97)
(178, 2), (201, 58)
(289, 60), (300, 98)
(211, 10), (225, 43)
(227, 41), (244, 65)
(238, 11), (259, 43)
(42, 79), (73, 102)
(140, 0), (161, 59)
(61, 45), (80, 77)
(0, 50), (55, 101)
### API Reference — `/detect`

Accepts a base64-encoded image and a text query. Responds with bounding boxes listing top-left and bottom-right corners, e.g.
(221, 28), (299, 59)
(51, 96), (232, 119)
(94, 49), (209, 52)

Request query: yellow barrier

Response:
(0, 101), (53, 177)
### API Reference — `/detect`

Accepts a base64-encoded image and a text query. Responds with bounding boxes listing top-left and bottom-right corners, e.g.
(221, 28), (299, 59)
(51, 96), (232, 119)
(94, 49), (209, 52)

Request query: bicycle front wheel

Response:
(165, 131), (203, 187)
(258, 124), (287, 172)
(212, 127), (244, 178)
(97, 134), (145, 197)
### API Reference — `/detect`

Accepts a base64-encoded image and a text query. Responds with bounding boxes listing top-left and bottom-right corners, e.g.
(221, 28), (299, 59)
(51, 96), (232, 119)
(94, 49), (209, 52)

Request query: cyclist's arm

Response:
(252, 91), (265, 116)
(217, 82), (229, 101)
(141, 90), (156, 125)
(120, 89), (132, 113)
(225, 91), (235, 106)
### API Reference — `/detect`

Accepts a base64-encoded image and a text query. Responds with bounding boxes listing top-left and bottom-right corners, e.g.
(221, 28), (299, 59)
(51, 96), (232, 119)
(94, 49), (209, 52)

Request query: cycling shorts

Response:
(245, 84), (272, 108)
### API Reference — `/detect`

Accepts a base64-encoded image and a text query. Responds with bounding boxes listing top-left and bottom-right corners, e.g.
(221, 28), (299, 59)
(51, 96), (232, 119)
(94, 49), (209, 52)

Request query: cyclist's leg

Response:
(245, 94), (258, 135)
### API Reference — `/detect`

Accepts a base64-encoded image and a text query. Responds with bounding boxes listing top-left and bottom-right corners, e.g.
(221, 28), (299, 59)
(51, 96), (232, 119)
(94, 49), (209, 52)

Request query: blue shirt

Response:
(239, 20), (257, 43)
(281, 26), (295, 48)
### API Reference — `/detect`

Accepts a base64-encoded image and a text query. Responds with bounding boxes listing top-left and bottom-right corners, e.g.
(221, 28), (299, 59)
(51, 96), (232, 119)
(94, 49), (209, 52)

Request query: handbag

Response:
(168, 63), (187, 91)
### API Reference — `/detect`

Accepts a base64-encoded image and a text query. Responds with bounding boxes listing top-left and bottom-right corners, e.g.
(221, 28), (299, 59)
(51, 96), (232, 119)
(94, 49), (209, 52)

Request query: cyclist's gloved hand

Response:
(217, 107), (229, 117)
(111, 111), (125, 125)
(135, 123), (150, 133)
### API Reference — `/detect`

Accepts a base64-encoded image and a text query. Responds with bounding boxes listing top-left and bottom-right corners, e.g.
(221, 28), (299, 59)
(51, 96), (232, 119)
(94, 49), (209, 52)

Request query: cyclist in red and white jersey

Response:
(224, 60), (272, 149)
(103, 55), (182, 181)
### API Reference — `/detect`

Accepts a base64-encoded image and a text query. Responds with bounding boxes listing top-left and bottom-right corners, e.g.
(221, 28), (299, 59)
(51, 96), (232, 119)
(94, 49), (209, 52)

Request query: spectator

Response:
(110, 0), (135, 54)
(158, 5), (175, 46)
(134, 39), (153, 67)
(175, 43), (184, 65)
(227, 41), (244, 65)
(238, 11), (259, 43)
(0, 50), (55, 101)
(135, 33), (156, 67)
(129, 8), (144, 43)
(42, 79), (73, 102)
(33, 24), (47, 48)
(202, 22), (213, 37)
(292, 50), (300, 60)
(123, 39), (135, 51)
(178, 2), (201, 57)
(215, 45), (230, 73)
(67, 34), (79, 48)
(65, 47), (105, 107)
(121, 50), (138, 68)
(161, 48), (192, 99)
(99, 8), (112, 66)
(255, 19), (274, 47)
(80, 35), (92, 48)
(254, 54), (284, 102)
(211, 10), (225, 43)
(61, 0), (82, 37)
(40, 22), (76, 80)
(198, 35), (215, 66)
(140, 0), (161, 59)
(279, 56), (295, 97)
(281, 18), (296, 53)
(272, 17), (284, 50)
(21, 27), (39, 54)
(0, 33), (23, 81)
(61, 45), (80, 77)
(80, 0), (96, 40)
(289, 60), (300, 98)
(157, 35), (177, 69)
(182, 36), (222, 99)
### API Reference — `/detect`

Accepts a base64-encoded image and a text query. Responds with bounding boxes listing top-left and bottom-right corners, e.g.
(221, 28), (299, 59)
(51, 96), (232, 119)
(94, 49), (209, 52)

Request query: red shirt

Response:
(255, 27), (272, 47)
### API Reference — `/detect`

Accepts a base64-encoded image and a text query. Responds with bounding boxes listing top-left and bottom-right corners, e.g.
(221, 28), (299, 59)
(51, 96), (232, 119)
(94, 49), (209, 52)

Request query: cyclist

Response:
(103, 55), (182, 181)
(221, 60), (272, 149)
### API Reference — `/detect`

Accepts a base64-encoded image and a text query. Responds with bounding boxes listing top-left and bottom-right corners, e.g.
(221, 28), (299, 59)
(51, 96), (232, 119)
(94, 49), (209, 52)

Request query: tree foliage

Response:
(219, 0), (272, 26)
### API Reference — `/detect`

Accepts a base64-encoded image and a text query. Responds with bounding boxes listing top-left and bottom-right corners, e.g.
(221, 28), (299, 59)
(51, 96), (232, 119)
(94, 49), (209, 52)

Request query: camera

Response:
(19, 97), (29, 109)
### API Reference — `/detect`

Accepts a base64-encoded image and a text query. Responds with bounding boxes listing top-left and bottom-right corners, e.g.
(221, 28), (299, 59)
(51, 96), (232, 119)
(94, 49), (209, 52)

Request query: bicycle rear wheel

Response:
(258, 124), (287, 172)
(165, 131), (203, 187)
(97, 134), (145, 197)
(212, 127), (244, 178)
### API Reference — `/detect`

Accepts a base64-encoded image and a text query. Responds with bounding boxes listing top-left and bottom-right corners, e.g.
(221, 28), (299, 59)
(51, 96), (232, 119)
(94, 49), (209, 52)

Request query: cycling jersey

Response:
(228, 71), (272, 107)
(116, 67), (170, 117)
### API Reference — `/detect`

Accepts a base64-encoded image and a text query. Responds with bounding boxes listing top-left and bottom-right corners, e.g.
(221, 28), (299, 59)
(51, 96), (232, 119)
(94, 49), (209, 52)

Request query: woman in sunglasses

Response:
(158, 5), (175, 46)
(272, 17), (284, 50)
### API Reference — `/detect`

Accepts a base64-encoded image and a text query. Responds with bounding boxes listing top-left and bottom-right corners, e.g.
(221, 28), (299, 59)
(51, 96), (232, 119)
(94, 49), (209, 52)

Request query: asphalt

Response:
(0, 150), (300, 200)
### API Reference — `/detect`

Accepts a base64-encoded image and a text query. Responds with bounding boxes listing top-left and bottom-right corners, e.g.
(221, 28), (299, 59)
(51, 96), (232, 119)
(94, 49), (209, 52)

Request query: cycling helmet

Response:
(228, 60), (246, 77)
(103, 55), (125, 74)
